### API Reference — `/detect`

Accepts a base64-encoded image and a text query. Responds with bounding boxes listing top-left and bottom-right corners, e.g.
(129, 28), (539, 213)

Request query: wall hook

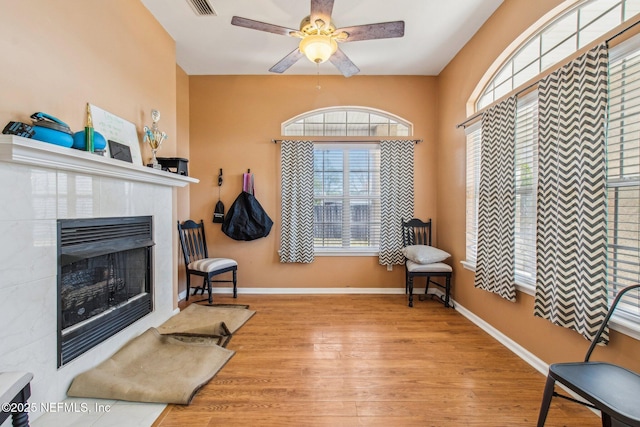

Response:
(218, 168), (223, 186)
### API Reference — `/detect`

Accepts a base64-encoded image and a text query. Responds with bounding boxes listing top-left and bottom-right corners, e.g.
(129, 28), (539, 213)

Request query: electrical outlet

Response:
(387, 264), (393, 271)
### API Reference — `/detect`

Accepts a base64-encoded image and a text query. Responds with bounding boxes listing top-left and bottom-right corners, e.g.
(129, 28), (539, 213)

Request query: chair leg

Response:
(408, 275), (414, 307)
(185, 274), (191, 301)
(536, 375), (556, 427)
(404, 268), (408, 294)
(200, 277), (207, 295)
(206, 277), (213, 304)
(601, 413), (612, 427)
(232, 268), (237, 298)
(444, 275), (452, 308)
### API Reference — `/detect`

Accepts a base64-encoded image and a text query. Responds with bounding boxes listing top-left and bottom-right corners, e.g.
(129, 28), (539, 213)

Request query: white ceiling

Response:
(141, 0), (503, 76)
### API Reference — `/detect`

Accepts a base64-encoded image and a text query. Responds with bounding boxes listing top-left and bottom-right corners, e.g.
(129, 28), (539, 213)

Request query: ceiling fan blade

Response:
(310, 0), (334, 29)
(231, 16), (297, 37)
(329, 48), (360, 77)
(335, 21), (405, 42)
(269, 48), (305, 74)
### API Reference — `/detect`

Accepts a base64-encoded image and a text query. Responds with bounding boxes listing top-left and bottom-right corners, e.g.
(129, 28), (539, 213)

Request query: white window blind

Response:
(606, 34), (640, 319)
(514, 91), (538, 288)
(465, 122), (481, 265)
(313, 144), (381, 252)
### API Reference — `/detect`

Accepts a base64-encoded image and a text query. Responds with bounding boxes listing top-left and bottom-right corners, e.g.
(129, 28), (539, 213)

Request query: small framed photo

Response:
(108, 140), (133, 163)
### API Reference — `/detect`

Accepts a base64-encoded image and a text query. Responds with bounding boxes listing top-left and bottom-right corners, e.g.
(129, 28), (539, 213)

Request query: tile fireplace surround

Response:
(0, 135), (197, 424)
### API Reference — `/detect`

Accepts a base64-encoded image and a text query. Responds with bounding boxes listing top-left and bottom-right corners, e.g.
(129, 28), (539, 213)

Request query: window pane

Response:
(304, 123), (323, 135)
(579, 6), (622, 48)
(465, 123), (481, 263)
(607, 36), (640, 318)
(283, 123), (303, 136)
(313, 145), (381, 250)
(541, 37), (577, 70)
(624, 0), (640, 19)
(347, 111), (369, 123)
(347, 124), (371, 136)
(494, 62), (513, 86)
(513, 59), (540, 87)
(493, 79), (513, 100)
(579, 0), (620, 28)
(325, 123), (347, 136)
(514, 93), (538, 286)
(513, 36), (541, 74)
(304, 114), (324, 123)
(325, 111), (346, 123)
(373, 123), (390, 136)
(541, 10), (577, 55)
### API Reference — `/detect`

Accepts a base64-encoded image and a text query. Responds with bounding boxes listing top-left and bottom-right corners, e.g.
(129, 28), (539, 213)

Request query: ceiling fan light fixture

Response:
(299, 34), (337, 64)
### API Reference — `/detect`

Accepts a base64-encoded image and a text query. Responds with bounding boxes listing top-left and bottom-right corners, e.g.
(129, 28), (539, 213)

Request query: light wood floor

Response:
(152, 293), (600, 427)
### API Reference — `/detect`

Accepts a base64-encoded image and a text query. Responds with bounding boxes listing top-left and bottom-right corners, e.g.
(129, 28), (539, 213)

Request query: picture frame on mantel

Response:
(89, 104), (143, 165)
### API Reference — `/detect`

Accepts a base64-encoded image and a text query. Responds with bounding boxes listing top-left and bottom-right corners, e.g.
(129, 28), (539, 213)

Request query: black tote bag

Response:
(221, 191), (273, 241)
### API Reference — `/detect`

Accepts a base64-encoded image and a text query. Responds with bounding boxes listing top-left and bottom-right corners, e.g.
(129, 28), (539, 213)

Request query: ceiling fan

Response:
(230, 0), (405, 77)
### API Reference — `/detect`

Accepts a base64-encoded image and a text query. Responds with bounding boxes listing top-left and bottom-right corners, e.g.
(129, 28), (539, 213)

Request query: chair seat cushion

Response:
(406, 261), (452, 273)
(550, 362), (640, 423)
(188, 258), (237, 273)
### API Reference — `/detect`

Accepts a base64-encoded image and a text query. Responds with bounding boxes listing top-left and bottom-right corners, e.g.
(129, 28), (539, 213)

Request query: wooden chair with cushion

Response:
(537, 284), (640, 427)
(401, 218), (453, 308)
(177, 219), (237, 304)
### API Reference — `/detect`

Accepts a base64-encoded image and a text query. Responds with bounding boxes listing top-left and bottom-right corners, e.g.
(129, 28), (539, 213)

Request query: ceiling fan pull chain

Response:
(316, 63), (321, 90)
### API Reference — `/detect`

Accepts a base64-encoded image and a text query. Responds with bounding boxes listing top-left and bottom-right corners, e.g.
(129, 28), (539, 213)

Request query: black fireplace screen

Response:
(60, 248), (148, 329)
(57, 216), (153, 366)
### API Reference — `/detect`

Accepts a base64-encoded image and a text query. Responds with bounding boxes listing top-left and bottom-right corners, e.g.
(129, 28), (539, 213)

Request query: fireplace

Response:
(57, 216), (154, 367)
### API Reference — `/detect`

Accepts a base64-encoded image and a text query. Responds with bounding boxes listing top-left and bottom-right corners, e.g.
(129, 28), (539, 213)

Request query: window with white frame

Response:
(464, 93), (539, 290)
(606, 35), (640, 321)
(282, 107), (413, 255)
(314, 145), (380, 252)
(466, 33), (640, 333)
(477, 0), (640, 110)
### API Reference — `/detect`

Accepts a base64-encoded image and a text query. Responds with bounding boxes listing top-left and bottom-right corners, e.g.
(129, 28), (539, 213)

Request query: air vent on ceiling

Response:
(186, 0), (217, 16)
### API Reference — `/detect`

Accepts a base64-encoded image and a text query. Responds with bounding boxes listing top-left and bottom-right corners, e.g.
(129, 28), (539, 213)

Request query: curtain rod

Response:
(455, 17), (640, 130)
(271, 138), (422, 144)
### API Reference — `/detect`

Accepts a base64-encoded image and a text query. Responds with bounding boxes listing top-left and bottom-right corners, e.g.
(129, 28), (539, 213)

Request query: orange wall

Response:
(188, 75), (438, 289)
(0, 0), (177, 159)
(438, 0), (640, 370)
(176, 65), (190, 298)
(0, 0), (180, 299)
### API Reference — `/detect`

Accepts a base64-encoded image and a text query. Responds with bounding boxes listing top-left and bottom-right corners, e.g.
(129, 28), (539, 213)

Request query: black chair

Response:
(401, 218), (453, 308)
(177, 219), (238, 304)
(537, 284), (640, 427)
(0, 371), (33, 427)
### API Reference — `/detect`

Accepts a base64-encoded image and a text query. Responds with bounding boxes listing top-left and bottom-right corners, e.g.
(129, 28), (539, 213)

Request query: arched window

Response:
(280, 107), (414, 256)
(473, 0), (640, 111)
(282, 106), (412, 137)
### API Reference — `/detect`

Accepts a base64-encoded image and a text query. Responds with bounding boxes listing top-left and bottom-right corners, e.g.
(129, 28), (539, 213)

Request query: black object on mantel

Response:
(154, 157), (189, 176)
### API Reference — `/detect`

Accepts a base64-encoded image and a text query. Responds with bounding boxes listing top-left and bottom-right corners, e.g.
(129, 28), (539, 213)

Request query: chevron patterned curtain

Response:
(534, 43), (609, 342)
(279, 140), (314, 263)
(474, 96), (517, 301)
(379, 140), (414, 266)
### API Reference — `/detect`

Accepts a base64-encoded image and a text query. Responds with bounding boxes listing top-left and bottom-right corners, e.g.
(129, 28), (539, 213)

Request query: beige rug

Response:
(157, 303), (256, 337)
(67, 328), (234, 404)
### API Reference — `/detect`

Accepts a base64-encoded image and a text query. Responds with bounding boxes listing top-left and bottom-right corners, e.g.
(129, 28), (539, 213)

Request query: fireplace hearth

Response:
(57, 216), (154, 367)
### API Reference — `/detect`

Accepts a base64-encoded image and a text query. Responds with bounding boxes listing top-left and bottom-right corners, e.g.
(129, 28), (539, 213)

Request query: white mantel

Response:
(0, 135), (198, 188)
(0, 135), (197, 423)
